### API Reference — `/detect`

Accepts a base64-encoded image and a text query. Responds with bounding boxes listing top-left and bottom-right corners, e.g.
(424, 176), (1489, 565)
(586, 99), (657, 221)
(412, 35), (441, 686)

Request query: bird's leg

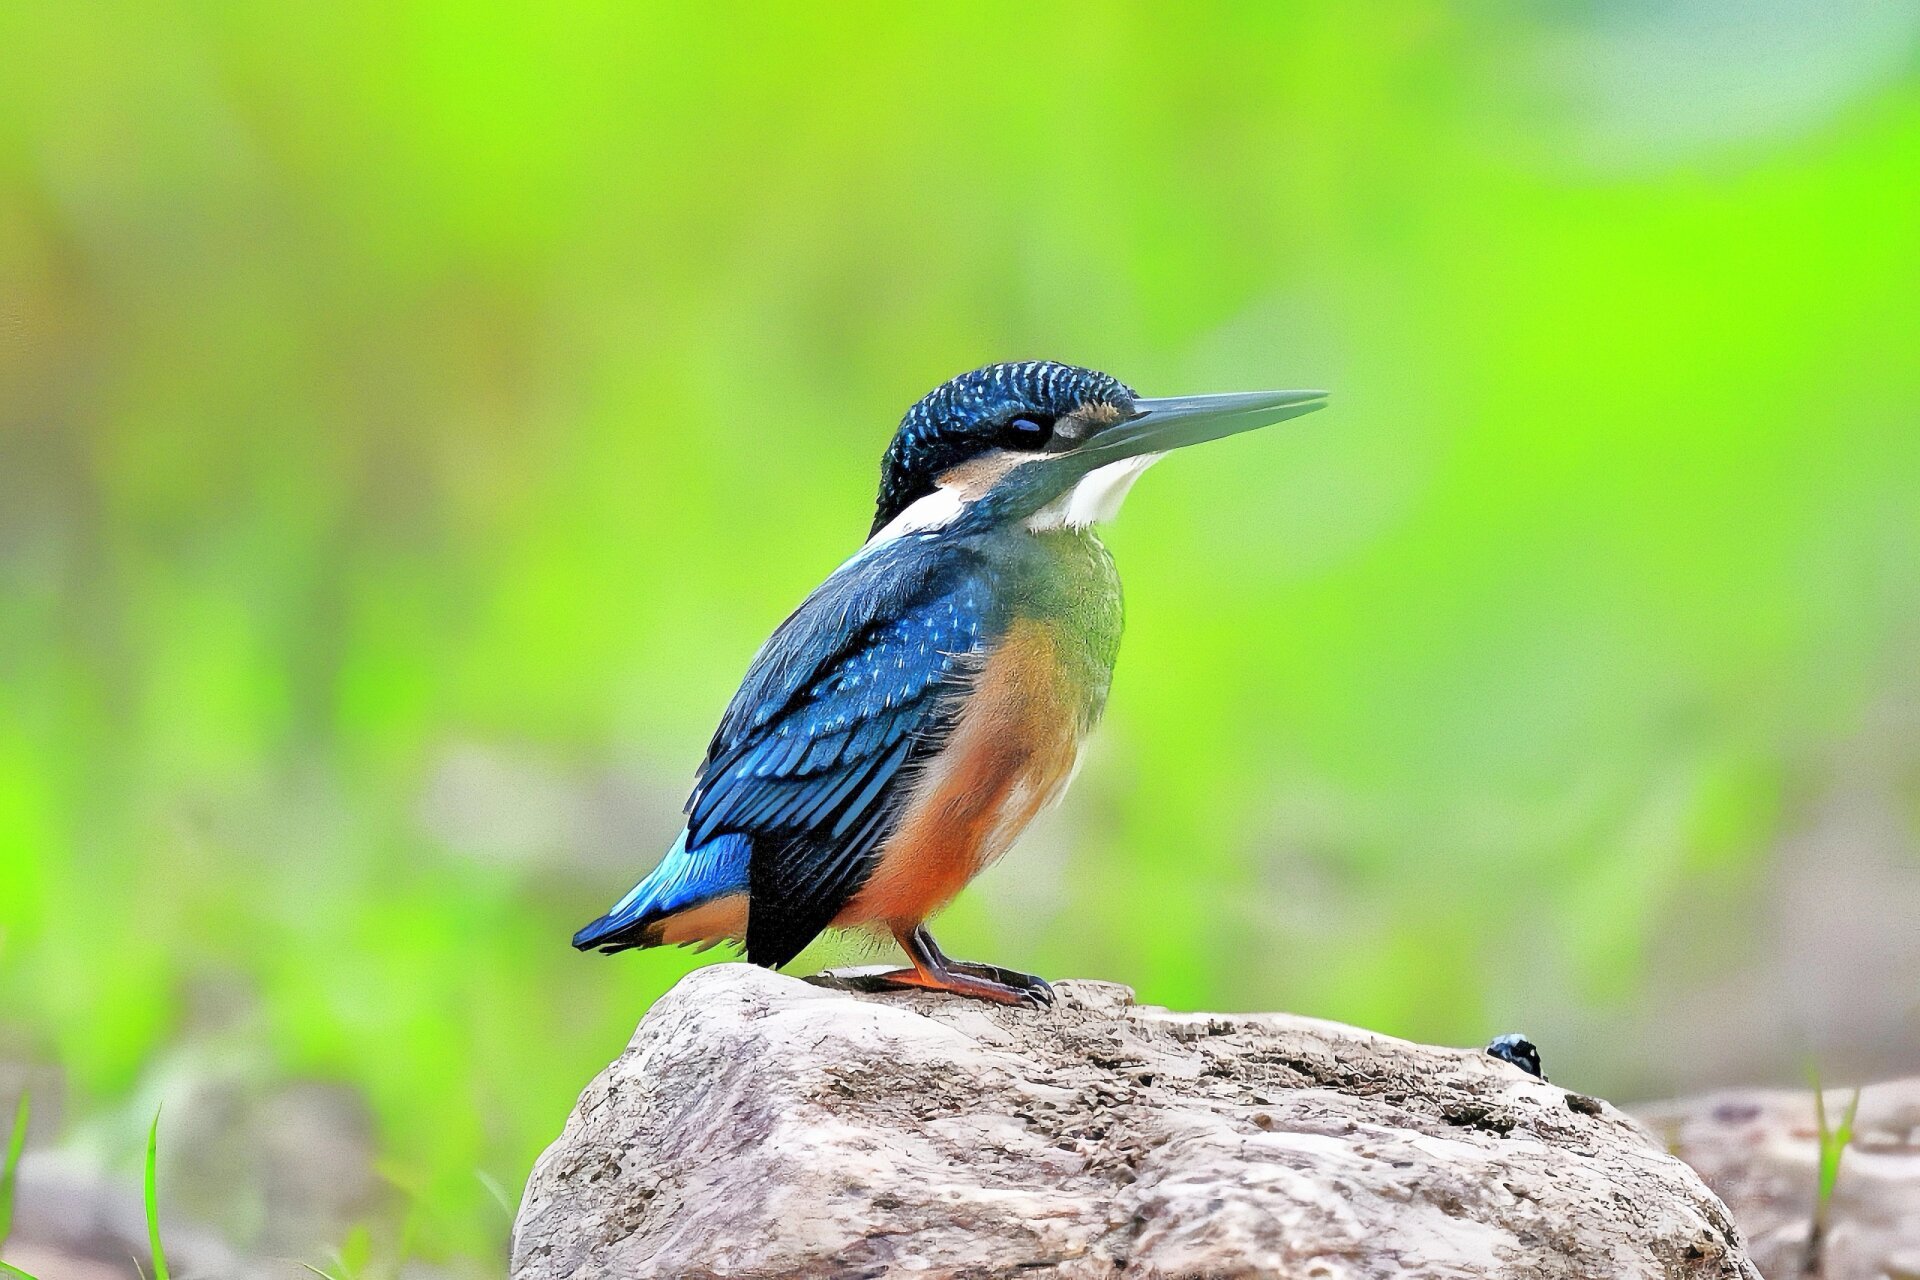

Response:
(855, 924), (1053, 1008)
(904, 925), (1055, 1007)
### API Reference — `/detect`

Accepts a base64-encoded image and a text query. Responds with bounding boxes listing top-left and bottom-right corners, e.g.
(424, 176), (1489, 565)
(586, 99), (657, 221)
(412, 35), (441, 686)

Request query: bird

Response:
(573, 361), (1327, 1006)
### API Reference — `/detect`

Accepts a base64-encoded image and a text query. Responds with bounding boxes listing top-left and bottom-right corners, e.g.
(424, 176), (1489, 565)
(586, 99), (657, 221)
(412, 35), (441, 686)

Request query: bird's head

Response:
(870, 361), (1327, 540)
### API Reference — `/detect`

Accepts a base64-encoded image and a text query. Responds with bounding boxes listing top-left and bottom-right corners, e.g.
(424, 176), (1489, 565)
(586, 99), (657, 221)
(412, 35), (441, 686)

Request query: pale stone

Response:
(514, 963), (1759, 1279)
(1637, 1078), (1920, 1280)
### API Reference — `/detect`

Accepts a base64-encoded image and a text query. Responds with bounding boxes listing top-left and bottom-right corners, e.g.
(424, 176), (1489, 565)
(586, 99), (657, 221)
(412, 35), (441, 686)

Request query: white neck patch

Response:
(1026, 453), (1164, 531)
(863, 485), (966, 549)
(863, 450), (1163, 550)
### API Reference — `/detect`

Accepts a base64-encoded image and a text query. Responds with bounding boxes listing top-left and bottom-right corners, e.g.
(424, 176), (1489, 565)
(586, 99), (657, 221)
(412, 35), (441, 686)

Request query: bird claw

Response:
(841, 960), (1055, 1009)
(948, 961), (1054, 1006)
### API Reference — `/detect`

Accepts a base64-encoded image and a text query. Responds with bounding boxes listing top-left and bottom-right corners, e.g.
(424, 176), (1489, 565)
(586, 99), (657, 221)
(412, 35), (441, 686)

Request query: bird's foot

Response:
(942, 960), (1055, 1006)
(858, 924), (1056, 1008)
(850, 962), (1052, 1008)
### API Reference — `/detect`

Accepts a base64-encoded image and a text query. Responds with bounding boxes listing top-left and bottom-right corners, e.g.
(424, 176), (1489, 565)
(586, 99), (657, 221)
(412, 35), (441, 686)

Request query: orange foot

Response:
(854, 924), (1055, 1008)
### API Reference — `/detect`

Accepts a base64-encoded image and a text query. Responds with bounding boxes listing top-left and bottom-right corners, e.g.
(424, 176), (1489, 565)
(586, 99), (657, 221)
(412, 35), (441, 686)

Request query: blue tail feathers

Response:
(572, 830), (752, 952)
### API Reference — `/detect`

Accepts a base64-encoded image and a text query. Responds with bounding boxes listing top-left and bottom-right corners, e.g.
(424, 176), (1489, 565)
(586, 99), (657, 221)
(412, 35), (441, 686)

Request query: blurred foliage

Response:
(2, 0), (1918, 1269)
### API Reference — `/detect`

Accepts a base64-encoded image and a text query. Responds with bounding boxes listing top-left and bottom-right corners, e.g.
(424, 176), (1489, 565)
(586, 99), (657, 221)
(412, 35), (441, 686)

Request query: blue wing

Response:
(687, 534), (1001, 966)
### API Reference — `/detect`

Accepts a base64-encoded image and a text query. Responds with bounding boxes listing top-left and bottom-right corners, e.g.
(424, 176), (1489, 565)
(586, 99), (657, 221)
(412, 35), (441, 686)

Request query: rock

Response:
(5, 1149), (255, 1280)
(513, 963), (1758, 1279)
(2, 1038), (381, 1280)
(1636, 1078), (1920, 1280)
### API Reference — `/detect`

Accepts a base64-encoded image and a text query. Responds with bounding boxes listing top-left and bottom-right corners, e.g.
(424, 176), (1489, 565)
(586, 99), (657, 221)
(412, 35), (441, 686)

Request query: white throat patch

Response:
(1026, 453), (1164, 531)
(863, 450), (1164, 550)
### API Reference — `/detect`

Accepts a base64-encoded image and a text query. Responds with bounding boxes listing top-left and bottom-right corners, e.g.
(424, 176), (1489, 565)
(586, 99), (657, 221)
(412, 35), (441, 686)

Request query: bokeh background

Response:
(4, 2), (1918, 1274)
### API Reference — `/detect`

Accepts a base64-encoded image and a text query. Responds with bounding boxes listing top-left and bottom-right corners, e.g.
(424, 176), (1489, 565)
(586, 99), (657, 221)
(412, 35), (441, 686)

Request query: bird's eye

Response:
(1001, 414), (1055, 450)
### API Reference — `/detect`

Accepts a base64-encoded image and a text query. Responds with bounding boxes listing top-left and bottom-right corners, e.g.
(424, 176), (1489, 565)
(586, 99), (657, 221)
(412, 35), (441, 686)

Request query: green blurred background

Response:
(3, 1), (1918, 1273)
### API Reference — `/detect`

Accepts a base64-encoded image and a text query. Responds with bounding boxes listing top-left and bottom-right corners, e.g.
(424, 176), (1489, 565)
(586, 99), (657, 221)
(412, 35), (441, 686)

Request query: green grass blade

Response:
(144, 1110), (170, 1280)
(1803, 1077), (1863, 1276)
(476, 1170), (513, 1218)
(1817, 1088), (1861, 1204)
(0, 1091), (27, 1250)
(0, 1260), (44, 1280)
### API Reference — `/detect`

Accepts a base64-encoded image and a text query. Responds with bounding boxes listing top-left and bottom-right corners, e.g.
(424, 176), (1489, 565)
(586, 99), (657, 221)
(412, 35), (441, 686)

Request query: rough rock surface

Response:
(1637, 1078), (1920, 1280)
(513, 964), (1758, 1279)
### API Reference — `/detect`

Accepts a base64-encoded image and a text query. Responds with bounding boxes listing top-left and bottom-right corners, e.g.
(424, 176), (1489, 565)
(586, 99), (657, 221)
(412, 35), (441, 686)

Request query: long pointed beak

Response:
(1084, 388), (1329, 462)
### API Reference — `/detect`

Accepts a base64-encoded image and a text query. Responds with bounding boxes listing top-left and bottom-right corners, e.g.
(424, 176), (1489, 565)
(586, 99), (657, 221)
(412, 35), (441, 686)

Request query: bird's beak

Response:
(1084, 389), (1329, 463)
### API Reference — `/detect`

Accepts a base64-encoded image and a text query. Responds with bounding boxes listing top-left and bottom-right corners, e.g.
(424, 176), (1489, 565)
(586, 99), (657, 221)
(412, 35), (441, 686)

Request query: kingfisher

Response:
(574, 361), (1327, 1006)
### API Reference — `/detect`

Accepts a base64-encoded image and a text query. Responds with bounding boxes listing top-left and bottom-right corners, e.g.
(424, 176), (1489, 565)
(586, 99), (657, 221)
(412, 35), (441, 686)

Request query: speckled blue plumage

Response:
(874, 361), (1135, 534)
(721, 535), (1007, 964)
(696, 561), (993, 833)
(577, 361), (1134, 966)
(574, 531), (1009, 962)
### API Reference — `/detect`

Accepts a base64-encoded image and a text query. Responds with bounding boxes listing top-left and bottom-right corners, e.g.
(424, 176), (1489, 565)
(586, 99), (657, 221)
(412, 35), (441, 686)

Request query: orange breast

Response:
(834, 619), (1084, 932)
